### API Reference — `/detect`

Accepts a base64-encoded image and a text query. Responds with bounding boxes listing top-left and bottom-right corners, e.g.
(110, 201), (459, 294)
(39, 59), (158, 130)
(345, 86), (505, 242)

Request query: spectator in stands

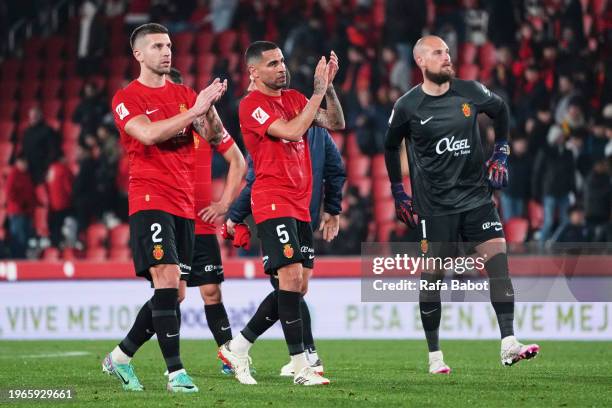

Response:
(587, 118), (609, 161)
(96, 125), (121, 228)
(77, 1), (107, 77)
(525, 100), (554, 155)
(349, 89), (387, 157)
(380, 46), (411, 93)
(501, 136), (532, 221)
(552, 206), (591, 243)
(208, 0), (238, 33)
(462, 0), (489, 45)
(72, 141), (102, 235)
(5, 155), (36, 258)
(72, 82), (107, 143)
(384, 0), (426, 68)
(554, 75), (579, 125)
(584, 160), (611, 241)
(515, 65), (548, 127)
(21, 106), (61, 184)
(46, 157), (74, 248)
(532, 129), (576, 245)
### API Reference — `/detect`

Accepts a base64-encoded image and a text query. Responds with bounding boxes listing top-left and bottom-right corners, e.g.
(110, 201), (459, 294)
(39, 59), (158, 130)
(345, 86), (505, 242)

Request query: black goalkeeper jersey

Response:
(385, 79), (508, 216)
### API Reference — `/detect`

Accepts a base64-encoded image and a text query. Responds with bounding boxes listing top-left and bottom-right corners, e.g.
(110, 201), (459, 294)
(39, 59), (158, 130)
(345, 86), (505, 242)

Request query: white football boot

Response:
(293, 366), (330, 386)
(428, 350), (451, 374)
(217, 342), (257, 384)
(501, 336), (540, 366)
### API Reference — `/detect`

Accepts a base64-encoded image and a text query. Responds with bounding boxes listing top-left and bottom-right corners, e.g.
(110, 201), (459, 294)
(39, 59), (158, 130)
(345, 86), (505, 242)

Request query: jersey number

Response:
(151, 223), (162, 243)
(276, 224), (289, 244)
(421, 220), (427, 239)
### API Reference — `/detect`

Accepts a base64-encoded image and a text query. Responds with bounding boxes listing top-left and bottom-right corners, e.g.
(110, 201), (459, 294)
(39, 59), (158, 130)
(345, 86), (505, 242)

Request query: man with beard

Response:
(103, 23), (227, 393)
(384, 35), (539, 374)
(218, 41), (345, 386)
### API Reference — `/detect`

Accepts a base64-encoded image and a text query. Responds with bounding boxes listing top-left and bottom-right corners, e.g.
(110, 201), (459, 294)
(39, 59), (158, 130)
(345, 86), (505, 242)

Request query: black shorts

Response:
(256, 217), (314, 274)
(187, 234), (224, 287)
(419, 202), (504, 257)
(129, 210), (194, 281)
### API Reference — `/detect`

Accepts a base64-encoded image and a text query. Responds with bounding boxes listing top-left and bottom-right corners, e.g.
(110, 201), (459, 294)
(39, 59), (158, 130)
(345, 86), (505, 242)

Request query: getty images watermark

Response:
(361, 242), (612, 303)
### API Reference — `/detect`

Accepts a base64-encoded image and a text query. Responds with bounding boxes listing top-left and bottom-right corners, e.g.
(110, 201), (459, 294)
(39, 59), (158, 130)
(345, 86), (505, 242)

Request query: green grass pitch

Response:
(0, 340), (610, 407)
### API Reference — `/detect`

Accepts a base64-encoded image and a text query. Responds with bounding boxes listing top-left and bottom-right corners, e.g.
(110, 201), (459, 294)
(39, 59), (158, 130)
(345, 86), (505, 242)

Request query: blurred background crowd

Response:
(0, 0), (611, 260)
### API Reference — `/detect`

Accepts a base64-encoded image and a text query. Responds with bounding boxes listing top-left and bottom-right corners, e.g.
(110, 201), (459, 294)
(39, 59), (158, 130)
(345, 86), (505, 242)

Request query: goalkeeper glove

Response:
(391, 182), (417, 228)
(486, 141), (510, 189)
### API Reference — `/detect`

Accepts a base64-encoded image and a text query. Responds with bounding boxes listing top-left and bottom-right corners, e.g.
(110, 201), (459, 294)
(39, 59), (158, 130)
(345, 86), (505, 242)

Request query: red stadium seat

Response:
(195, 32), (214, 53)
(528, 200), (544, 229)
(478, 42), (497, 70)
(41, 79), (63, 99)
(0, 81), (18, 102)
(63, 98), (81, 120)
(35, 184), (49, 206)
(23, 37), (44, 57)
(503, 217), (529, 244)
(45, 36), (66, 59)
(106, 77), (127, 98)
(174, 55), (194, 75)
(173, 32), (195, 55)
(86, 247), (107, 261)
(62, 121), (81, 141)
(0, 59), (22, 81)
(62, 140), (78, 163)
(181, 74), (195, 88)
(34, 207), (49, 237)
(374, 198), (396, 223)
(195, 73), (212, 89)
(459, 42), (478, 65)
(20, 81), (40, 100)
(86, 223), (108, 249)
(0, 188), (5, 206)
(344, 132), (361, 158)
(62, 247), (77, 260)
(0, 121), (15, 142)
(0, 102), (17, 120)
(377, 221), (395, 242)
(217, 30), (237, 56)
(64, 78), (83, 98)
(330, 131), (344, 151)
(0, 142), (13, 165)
(352, 177), (372, 197)
(43, 59), (64, 78)
(64, 60), (78, 77)
(109, 247), (131, 261)
(371, 154), (388, 179)
(347, 156), (370, 181)
(196, 53), (216, 75)
(108, 56), (130, 77)
(372, 178), (391, 200)
(47, 117), (61, 131)
(41, 247), (60, 261)
(42, 99), (62, 121)
(226, 52), (240, 73)
(458, 63), (479, 81)
(22, 60), (43, 80)
(109, 223), (130, 249)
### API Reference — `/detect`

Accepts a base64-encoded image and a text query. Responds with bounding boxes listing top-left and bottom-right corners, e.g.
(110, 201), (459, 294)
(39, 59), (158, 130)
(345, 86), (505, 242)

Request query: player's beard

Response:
(425, 67), (454, 85)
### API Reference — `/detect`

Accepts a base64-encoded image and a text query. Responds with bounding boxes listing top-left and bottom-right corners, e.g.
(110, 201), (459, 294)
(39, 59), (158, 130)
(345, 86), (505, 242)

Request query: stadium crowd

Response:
(1, 0), (611, 259)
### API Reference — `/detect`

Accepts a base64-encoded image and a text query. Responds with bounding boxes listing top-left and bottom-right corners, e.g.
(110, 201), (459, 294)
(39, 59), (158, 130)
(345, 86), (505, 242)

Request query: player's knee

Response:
(476, 238), (507, 259)
(278, 264), (303, 291)
(200, 284), (222, 304)
(150, 264), (180, 288)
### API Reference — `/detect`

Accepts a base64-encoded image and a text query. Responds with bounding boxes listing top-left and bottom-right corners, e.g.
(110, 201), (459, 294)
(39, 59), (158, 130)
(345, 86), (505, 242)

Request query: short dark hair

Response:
(168, 67), (183, 84)
(130, 23), (169, 49)
(245, 41), (279, 64)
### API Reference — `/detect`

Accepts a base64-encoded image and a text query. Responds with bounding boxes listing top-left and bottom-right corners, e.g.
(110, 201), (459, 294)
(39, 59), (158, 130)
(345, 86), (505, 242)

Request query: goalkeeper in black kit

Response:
(384, 35), (539, 374)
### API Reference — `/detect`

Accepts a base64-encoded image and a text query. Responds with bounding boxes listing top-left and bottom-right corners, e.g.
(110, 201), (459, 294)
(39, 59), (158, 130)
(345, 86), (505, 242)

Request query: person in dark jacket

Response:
(552, 206), (592, 243)
(532, 131), (576, 244)
(21, 106), (61, 184)
(225, 125), (346, 377)
(501, 137), (532, 221)
(583, 160), (611, 241)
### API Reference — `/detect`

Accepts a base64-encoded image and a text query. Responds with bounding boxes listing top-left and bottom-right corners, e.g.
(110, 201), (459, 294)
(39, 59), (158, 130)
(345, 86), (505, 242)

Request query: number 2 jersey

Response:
(385, 79), (508, 216)
(112, 79), (197, 219)
(238, 89), (313, 224)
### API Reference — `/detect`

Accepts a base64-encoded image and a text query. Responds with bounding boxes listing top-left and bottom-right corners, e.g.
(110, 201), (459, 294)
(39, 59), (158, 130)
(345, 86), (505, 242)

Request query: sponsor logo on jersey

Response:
(482, 221), (503, 231)
(283, 244), (294, 258)
(115, 103), (129, 120)
(153, 244), (164, 260)
(420, 239), (428, 254)
(252, 107), (270, 125)
(435, 136), (471, 155)
(462, 103), (471, 117)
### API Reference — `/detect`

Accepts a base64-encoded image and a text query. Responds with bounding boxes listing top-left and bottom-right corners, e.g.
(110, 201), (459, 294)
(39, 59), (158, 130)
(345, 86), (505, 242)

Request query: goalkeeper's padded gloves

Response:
(221, 221), (251, 250)
(486, 141), (510, 189)
(391, 182), (417, 228)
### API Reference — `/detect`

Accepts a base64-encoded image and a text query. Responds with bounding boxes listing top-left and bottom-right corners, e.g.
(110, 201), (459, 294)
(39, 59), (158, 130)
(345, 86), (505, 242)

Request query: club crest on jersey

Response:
(283, 244), (294, 258)
(179, 103), (188, 113)
(420, 239), (428, 254)
(462, 103), (471, 117)
(153, 244), (164, 260)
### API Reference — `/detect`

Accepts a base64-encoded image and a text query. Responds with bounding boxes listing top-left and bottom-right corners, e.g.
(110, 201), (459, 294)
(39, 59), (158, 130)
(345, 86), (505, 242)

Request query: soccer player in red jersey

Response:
(102, 23), (227, 393)
(218, 41), (345, 386)
(165, 69), (246, 375)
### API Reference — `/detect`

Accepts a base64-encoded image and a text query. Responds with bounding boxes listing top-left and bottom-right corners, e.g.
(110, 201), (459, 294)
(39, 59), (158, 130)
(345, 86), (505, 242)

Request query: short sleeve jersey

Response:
(238, 89), (312, 224)
(112, 80), (197, 219)
(193, 128), (235, 235)
(387, 79), (505, 216)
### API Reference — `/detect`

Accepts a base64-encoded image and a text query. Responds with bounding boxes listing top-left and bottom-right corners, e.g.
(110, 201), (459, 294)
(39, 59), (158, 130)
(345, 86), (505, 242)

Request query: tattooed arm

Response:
(314, 85), (345, 130)
(193, 106), (224, 146)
